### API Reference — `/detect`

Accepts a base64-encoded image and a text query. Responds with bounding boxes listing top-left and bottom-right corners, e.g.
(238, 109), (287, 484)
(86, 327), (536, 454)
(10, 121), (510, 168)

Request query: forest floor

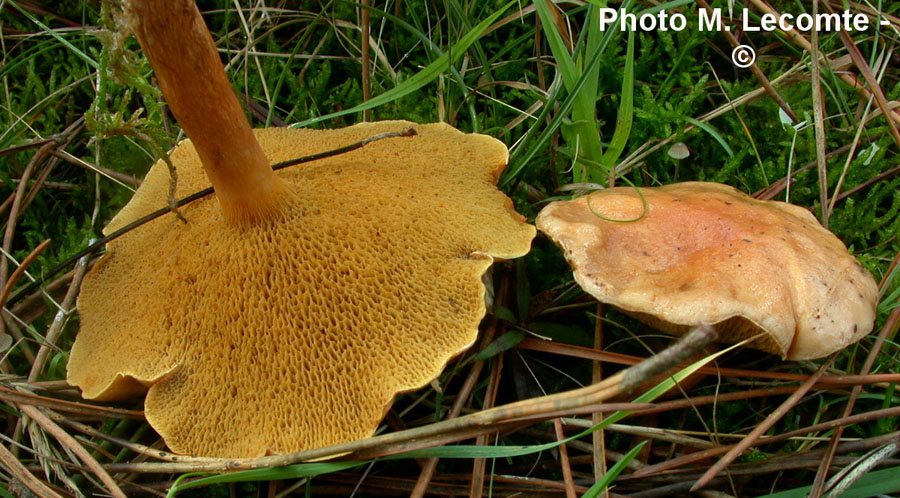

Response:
(1, 0), (899, 496)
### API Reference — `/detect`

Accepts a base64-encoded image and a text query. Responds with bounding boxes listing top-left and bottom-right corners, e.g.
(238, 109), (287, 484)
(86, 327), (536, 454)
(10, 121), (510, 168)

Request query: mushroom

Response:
(536, 182), (878, 360)
(67, 0), (535, 457)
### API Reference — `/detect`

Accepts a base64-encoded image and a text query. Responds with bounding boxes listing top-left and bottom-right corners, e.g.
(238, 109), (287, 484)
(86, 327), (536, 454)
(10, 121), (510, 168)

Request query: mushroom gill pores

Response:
(68, 121), (536, 458)
(536, 182), (878, 361)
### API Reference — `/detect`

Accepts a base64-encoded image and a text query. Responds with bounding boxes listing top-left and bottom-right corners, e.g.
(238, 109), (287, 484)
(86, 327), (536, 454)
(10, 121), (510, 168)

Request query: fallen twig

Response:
(97, 324), (717, 474)
(691, 355), (837, 490)
(20, 404), (127, 498)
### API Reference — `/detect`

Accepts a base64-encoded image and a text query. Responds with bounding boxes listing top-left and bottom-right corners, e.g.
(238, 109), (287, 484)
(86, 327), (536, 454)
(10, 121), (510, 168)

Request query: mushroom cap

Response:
(536, 182), (878, 360)
(68, 121), (535, 457)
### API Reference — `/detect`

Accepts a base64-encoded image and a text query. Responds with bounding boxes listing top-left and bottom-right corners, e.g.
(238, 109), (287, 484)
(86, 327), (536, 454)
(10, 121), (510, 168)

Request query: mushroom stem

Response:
(125, 0), (288, 224)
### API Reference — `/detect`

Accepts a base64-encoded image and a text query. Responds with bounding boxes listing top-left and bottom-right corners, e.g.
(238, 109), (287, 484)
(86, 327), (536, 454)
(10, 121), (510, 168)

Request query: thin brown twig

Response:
(4, 161), (57, 223)
(27, 247), (91, 382)
(624, 477), (731, 498)
(635, 406), (900, 477)
(690, 355), (837, 490)
(0, 137), (58, 159)
(694, 0), (798, 124)
(826, 93), (876, 218)
(633, 386), (803, 417)
(0, 116), (83, 221)
(469, 352), (503, 498)
(517, 338), (900, 386)
(592, 302), (608, 492)
(472, 402), (657, 424)
(828, 3), (900, 150)
(489, 473), (590, 493)
(360, 0), (371, 122)
(47, 410), (218, 463)
(28, 380), (75, 392)
(562, 421), (716, 450)
(752, 140), (876, 201)
(240, 92), (286, 127)
(49, 149), (142, 188)
(0, 440), (65, 498)
(746, 0), (900, 129)
(0, 140), (56, 339)
(19, 404), (128, 498)
(410, 320), (499, 497)
(0, 386), (143, 419)
(822, 435), (900, 498)
(10, 259), (100, 325)
(812, 277), (900, 496)
(97, 325), (716, 474)
(0, 239), (50, 313)
(0, 239), (49, 370)
(833, 164), (900, 204)
(20, 122), (86, 213)
(554, 418), (577, 498)
(809, 0), (829, 225)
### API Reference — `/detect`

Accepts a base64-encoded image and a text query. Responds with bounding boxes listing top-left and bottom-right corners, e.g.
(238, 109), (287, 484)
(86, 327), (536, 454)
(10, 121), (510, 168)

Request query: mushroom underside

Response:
(622, 310), (783, 355)
(68, 121), (536, 457)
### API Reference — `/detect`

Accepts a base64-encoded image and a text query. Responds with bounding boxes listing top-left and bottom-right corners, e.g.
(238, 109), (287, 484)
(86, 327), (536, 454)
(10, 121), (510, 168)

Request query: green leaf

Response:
(533, 0), (579, 92)
(533, 1), (605, 182)
(757, 466), (900, 498)
(166, 342), (736, 496)
(684, 117), (734, 157)
(166, 462), (364, 496)
(582, 441), (647, 497)
(493, 305), (518, 324)
(599, 28), (634, 168)
(471, 330), (527, 362)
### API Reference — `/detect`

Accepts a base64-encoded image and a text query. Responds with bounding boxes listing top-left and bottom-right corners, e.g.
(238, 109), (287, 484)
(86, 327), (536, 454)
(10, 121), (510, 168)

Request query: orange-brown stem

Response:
(125, 0), (288, 224)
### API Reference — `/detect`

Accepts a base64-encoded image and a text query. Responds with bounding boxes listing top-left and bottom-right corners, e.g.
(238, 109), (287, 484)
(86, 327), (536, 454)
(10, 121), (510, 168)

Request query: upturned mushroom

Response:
(67, 0), (535, 457)
(536, 182), (878, 360)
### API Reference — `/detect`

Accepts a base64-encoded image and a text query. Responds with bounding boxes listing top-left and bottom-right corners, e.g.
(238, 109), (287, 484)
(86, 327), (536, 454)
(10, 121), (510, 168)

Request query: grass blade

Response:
(533, 0), (579, 92)
(166, 462), (364, 496)
(7, 1), (98, 69)
(582, 441), (647, 498)
(684, 117), (734, 157)
(292, 0), (516, 128)
(534, 1), (604, 182)
(164, 339), (740, 496)
(599, 28), (634, 169)
(758, 466), (900, 498)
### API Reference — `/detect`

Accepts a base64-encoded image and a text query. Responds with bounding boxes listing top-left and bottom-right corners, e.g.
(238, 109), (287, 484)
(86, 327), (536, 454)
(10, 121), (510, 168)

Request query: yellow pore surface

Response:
(536, 182), (878, 360)
(68, 121), (535, 458)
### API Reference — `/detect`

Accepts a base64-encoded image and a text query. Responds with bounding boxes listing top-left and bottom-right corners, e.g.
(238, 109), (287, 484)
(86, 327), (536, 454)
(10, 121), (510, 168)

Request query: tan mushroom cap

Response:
(68, 121), (535, 458)
(536, 182), (878, 360)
